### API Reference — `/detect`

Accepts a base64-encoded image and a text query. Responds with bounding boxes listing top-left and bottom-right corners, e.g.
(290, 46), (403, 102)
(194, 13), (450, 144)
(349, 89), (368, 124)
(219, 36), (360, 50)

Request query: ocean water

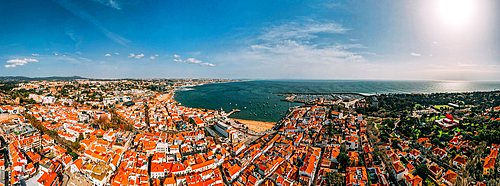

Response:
(174, 80), (500, 122)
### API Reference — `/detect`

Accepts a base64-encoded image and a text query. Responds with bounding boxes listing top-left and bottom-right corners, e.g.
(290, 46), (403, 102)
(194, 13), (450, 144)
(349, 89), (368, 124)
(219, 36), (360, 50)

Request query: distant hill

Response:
(0, 76), (87, 82)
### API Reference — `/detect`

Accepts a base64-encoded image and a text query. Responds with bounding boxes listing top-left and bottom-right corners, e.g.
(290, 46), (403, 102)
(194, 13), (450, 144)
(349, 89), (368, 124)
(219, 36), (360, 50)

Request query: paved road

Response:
(25, 173), (41, 186)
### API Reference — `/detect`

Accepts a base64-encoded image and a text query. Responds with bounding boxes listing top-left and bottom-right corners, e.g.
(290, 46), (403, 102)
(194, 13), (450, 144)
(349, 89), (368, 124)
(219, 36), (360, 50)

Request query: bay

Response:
(174, 80), (500, 122)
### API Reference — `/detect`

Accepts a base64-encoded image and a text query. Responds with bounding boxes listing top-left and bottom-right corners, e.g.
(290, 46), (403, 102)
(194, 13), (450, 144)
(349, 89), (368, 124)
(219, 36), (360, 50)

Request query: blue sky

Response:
(1, 0), (499, 80)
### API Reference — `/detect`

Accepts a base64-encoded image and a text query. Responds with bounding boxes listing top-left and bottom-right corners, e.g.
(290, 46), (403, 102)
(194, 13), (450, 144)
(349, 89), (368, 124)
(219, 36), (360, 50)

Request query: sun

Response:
(437, 0), (475, 26)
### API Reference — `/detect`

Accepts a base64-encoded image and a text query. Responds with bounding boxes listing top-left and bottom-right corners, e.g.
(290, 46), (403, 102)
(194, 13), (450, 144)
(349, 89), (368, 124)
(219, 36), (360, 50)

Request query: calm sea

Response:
(174, 80), (500, 122)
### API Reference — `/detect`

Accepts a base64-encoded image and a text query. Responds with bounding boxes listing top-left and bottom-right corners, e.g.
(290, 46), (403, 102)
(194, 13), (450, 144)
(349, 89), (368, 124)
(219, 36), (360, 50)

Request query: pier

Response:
(223, 109), (240, 117)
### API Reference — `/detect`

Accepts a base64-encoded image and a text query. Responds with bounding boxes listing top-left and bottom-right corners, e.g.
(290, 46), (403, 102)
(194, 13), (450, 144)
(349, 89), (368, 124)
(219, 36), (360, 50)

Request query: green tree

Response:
(392, 138), (401, 149)
(440, 133), (452, 142)
(449, 150), (457, 159)
(415, 164), (431, 181)
(78, 133), (84, 142)
(384, 118), (395, 129)
(431, 138), (441, 147)
(338, 153), (350, 170)
(325, 171), (344, 186)
(71, 141), (81, 150)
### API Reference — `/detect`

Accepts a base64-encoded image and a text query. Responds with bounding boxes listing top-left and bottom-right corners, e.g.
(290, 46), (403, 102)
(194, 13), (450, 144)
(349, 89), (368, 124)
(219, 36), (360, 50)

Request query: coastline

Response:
(170, 83), (280, 132)
(171, 90), (280, 125)
(170, 89), (278, 133)
(172, 80), (298, 123)
(231, 118), (275, 132)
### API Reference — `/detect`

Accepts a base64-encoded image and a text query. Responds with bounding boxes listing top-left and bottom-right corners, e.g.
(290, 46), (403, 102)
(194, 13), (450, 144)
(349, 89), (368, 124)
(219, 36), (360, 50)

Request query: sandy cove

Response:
(232, 118), (275, 132)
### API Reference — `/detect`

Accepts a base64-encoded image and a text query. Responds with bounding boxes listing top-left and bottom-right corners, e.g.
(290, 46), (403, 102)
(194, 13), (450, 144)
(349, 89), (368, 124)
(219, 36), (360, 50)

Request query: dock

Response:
(223, 109), (240, 117)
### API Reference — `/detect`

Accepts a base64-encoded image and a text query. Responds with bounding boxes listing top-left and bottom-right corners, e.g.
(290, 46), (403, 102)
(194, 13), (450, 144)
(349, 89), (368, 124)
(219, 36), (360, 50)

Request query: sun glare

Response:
(438, 0), (475, 26)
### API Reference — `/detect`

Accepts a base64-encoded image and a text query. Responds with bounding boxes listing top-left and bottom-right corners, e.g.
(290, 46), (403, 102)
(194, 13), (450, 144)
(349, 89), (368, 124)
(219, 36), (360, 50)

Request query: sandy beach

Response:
(232, 118), (275, 132)
(0, 114), (19, 122)
(158, 94), (172, 102)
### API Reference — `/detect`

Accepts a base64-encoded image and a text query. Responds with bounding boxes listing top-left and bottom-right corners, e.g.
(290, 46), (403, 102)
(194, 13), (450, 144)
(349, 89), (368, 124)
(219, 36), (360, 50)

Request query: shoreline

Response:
(175, 79), (253, 89)
(232, 118), (275, 132)
(169, 91), (280, 132)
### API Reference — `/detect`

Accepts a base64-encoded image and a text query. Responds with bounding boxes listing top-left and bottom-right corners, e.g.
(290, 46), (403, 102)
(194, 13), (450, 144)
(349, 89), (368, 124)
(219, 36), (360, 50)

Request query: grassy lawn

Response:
(414, 129), (421, 139)
(434, 105), (454, 110)
(428, 116), (445, 121)
(425, 178), (437, 186)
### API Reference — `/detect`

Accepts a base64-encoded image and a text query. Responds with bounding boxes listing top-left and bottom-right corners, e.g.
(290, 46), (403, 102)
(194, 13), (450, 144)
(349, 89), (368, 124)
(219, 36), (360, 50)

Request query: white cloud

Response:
(24, 58), (38, 62)
(191, 51), (201, 56)
(54, 0), (131, 46)
(135, 54), (144, 59)
(150, 56), (155, 60)
(174, 54), (180, 58)
(75, 51), (82, 55)
(7, 59), (28, 66)
(200, 63), (215, 67)
(173, 57), (214, 66)
(213, 19), (372, 78)
(5, 58), (39, 68)
(54, 51), (58, 56)
(155, 54), (158, 56)
(410, 53), (421, 57)
(259, 20), (348, 42)
(430, 54), (433, 56)
(91, 0), (121, 10)
(458, 61), (477, 67)
(114, 53), (119, 55)
(31, 54), (39, 56)
(324, 2), (342, 9)
(105, 54), (111, 56)
(128, 53), (135, 58)
(185, 58), (201, 64)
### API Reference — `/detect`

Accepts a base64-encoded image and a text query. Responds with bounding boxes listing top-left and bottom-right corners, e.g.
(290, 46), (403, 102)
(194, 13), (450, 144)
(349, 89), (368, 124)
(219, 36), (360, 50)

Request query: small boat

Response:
(249, 101), (251, 104)
(235, 104), (237, 106)
(244, 107), (247, 109)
